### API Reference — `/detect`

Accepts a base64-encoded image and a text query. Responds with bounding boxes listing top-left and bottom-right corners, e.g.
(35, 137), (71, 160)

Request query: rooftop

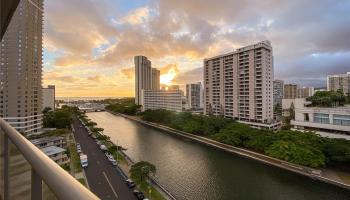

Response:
(30, 136), (64, 145)
(41, 146), (66, 156)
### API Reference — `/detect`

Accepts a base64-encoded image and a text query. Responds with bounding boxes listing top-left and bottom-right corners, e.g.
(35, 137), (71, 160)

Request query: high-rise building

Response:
(152, 68), (160, 90)
(297, 87), (314, 98)
(0, 0), (44, 135)
(283, 84), (297, 99)
(186, 82), (202, 110)
(43, 85), (56, 111)
(327, 72), (350, 95)
(134, 55), (160, 105)
(135, 55), (152, 105)
(273, 80), (284, 106)
(204, 41), (274, 125)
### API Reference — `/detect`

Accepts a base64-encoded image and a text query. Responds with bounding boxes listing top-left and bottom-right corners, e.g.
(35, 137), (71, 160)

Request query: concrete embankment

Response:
(108, 111), (350, 191)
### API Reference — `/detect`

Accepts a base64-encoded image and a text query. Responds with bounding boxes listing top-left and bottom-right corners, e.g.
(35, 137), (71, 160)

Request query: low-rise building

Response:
(291, 99), (350, 133)
(41, 146), (70, 166)
(141, 89), (183, 112)
(31, 136), (66, 149)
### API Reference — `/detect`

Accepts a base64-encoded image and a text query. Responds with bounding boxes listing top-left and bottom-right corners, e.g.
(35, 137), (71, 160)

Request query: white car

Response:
(100, 145), (107, 151)
(80, 154), (88, 168)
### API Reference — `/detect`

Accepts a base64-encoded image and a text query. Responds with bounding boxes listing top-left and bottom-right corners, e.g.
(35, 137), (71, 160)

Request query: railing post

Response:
(4, 134), (9, 200)
(31, 169), (42, 200)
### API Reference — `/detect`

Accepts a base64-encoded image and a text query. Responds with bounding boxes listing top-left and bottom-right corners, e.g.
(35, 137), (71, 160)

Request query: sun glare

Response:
(160, 68), (177, 85)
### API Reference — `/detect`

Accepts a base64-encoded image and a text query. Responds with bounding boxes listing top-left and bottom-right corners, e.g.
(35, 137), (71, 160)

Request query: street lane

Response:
(72, 119), (136, 200)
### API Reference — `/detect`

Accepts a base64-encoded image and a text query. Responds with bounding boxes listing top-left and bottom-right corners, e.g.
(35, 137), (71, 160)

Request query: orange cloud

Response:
(121, 67), (135, 79)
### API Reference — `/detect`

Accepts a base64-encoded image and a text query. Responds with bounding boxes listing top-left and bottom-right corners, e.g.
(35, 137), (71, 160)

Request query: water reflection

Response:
(87, 112), (350, 200)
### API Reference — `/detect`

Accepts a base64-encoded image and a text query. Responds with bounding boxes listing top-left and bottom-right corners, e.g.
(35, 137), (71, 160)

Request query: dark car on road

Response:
(133, 190), (145, 200)
(126, 179), (136, 188)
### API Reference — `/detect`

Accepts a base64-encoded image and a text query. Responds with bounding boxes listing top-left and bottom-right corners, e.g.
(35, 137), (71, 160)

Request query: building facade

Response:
(42, 85), (55, 111)
(297, 87), (314, 98)
(41, 146), (70, 166)
(141, 89), (183, 112)
(134, 55), (160, 105)
(283, 84), (297, 99)
(152, 68), (160, 90)
(135, 56), (152, 105)
(291, 98), (350, 133)
(273, 80), (284, 106)
(204, 41), (274, 125)
(327, 72), (350, 95)
(0, 0), (44, 135)
(30, 136), (66, 149)
(186, 82), (202, 110)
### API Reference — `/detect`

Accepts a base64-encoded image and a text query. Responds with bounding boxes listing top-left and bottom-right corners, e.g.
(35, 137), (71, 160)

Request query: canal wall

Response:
(109, 111), (350, 191)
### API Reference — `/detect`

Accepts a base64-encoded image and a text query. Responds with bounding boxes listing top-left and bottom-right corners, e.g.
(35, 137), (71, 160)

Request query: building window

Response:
(333, 114), (350, 126)
(314, 113), (330, 124)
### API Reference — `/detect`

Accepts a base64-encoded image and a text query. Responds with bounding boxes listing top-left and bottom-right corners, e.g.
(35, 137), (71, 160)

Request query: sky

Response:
(42, 0), (350, 97)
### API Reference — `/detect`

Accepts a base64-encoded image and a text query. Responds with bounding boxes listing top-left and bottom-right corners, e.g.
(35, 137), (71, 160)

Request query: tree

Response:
(130, 161), (156, 184)
(43, 107), (52, 114)
(266, 140), (326, 168)
(307, 91), (347, 107)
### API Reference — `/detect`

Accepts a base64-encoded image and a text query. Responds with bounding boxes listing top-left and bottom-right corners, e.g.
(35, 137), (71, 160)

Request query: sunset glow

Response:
(160, 68), (177, 85)
(42, 0), (350, 97)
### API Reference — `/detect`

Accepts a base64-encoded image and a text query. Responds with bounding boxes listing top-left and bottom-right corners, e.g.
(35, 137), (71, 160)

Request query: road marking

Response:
(103, 171), (118, 199)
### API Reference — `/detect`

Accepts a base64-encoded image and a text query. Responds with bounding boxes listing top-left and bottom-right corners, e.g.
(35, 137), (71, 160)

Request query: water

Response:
(87, 112), (350, 200)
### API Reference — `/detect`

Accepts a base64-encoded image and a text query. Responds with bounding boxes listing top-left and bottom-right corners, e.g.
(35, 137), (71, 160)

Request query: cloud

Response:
(116, 7), (150, 25)
(43, 0), (350, 96)
(43, 72), (80, 83)
(87, 75), (102, 82)
(173, 67), (202, 85)
(121, 67), (135, 79)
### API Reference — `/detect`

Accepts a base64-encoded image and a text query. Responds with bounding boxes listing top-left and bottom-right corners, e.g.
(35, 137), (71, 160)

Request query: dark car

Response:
(125, 179), (136, 188)
(133, 190), (145, 200)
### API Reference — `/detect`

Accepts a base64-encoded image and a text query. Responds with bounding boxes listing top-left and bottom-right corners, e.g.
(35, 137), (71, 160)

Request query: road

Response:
(72, 119), (137, 200)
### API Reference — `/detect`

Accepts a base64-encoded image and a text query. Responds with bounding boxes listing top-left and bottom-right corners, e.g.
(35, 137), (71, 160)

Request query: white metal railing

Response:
(0, 117), (99, 200)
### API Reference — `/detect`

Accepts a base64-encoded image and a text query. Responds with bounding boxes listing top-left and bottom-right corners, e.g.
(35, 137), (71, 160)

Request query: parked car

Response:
(133, 190), (145, 200)
(100, 145), (107, 151)
(96, 140), (102, 146)
(125, 179), (135, 188)
(80, 154), (88, 168)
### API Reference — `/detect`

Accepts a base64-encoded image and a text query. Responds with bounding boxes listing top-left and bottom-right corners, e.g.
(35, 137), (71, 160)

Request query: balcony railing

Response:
(0, 117), (99, 200)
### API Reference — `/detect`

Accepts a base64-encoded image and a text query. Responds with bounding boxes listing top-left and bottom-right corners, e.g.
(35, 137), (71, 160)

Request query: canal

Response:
(87, 112), (350, 200)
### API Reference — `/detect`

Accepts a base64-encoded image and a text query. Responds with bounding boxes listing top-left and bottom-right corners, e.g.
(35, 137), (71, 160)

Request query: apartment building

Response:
(152, 68), (160, 90)
(134, 55), (160, 105)
(273, 80), (284, 106)
(0, 0), (44, 135)
(141, 89), (183, 112)
(283, 84), (297, 99)
(186, 82), (203, 110)
(327, 72), (350, 95)
(42, 85), (55, 111)
(297, 87), (314, 98)
(204, 41), (274, 125)
(30, 136), (66, 149)
(41, 146), (70, 166)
